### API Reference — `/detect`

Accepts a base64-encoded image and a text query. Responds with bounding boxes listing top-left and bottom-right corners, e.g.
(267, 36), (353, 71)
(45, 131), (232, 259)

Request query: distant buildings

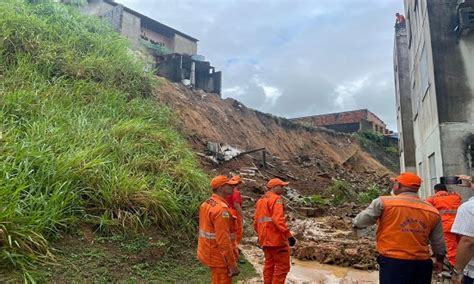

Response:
(81, 0), (221, 94)
(292, 109), (391, 135)
(394, 0), (474, 199)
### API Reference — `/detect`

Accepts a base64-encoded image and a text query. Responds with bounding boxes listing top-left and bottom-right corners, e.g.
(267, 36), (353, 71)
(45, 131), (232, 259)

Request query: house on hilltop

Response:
(81, 0), (221, 94)
(291, 109), (391, 135)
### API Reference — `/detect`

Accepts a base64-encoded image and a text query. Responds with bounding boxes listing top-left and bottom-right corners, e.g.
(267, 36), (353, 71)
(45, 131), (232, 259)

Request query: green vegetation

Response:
(0, 0), (209, 279)
(302, 195), (329, 207)
(357, 184), (383, 204)
(354, 131), (390, 148)
(326, 180), (383, 205)
(328, 180), (354, 206)
(2, 228), (257, 282)
(354, 131), (400, 172)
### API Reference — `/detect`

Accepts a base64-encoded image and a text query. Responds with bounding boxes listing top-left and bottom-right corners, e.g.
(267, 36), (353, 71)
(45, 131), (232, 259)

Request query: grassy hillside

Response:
(0, 0), (209, 280)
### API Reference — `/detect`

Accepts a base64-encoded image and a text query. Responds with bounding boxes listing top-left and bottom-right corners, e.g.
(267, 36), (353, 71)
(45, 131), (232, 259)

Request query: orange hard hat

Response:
(230, 175), (242, 184)
(210, 175), (239, 189)
(267, 178), (289, 189)
(390, 172), (422, 189)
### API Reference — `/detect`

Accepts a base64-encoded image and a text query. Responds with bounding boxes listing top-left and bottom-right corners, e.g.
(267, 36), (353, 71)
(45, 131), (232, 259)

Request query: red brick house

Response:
(292, 109), (390, 134)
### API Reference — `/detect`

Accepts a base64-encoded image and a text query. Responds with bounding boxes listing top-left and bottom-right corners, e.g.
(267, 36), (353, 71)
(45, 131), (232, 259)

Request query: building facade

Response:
(396, 0), (474, 199)
(394, 25), (416, 173)
(82, 0), (198, 55)
(81, 0), (222, 94)
(292, 109), (390, 134)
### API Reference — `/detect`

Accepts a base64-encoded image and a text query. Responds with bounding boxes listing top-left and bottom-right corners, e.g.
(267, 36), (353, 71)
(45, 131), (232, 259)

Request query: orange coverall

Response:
(426, 191), (462, 265)
(254, 191), (292, 284)
(197, 194), (238, 284)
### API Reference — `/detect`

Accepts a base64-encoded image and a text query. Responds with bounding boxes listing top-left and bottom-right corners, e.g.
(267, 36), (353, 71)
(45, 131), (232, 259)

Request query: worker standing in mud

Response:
(228, 175), (244, 247)
(197, 175), (240, 284)
(254, 178), (296, 284)
(353, 172), (446, 284)
(426, 183), (462, 267)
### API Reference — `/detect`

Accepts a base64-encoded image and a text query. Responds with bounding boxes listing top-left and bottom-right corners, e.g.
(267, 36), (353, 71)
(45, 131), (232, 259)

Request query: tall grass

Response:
(0, 0), (208, 278)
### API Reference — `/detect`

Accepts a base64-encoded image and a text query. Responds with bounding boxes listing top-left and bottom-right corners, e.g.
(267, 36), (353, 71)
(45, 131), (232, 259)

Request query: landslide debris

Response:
(156, 81), (393, 194)
(155, 81), (394, 270)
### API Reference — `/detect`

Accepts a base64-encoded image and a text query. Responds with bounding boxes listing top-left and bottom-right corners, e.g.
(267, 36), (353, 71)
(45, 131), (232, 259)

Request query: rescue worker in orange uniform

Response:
(353, 172), (447, 284)
(228, 175), (244, 247)
(197, 175), (240, 284)
(426, 183), (462, 266)
(254, 178), (296, 284)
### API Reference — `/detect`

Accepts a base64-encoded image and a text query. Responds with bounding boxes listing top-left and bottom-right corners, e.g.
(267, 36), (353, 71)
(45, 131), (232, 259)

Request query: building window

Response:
(428, 153), (437, 191)
(420, 45), (430, 100)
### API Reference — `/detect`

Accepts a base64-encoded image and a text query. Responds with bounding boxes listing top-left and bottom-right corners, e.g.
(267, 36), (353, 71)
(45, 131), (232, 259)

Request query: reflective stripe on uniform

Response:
(257, 217), (273, 223)
(200, 230), (236, 240)
(199, 230), (216, 239)
(439, 209), (458, 215)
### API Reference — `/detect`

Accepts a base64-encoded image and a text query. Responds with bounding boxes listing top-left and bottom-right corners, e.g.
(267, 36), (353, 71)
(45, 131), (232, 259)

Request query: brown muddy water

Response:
(240, 244), (378, 284)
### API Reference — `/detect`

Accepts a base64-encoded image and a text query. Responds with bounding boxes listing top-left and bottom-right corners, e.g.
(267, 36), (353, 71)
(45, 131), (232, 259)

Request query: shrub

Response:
(327, 179), (355, 206)
(357, 184), (383, 203)
(302, 195), (329, 207)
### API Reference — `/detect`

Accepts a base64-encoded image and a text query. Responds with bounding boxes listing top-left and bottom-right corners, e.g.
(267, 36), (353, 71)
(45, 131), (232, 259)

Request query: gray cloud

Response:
(120, 0), (403, 130)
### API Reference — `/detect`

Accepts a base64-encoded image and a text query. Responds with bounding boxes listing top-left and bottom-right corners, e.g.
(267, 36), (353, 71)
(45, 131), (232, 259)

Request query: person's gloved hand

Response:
(228, 265), (240, 277)
(288, 236), (296, 247)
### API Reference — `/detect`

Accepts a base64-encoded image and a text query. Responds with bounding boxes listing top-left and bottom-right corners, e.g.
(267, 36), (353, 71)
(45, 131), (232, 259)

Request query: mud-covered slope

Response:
(156, 80), (393, 194)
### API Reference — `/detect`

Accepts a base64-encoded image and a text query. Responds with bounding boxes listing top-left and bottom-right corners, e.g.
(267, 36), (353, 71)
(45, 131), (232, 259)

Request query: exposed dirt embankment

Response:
(156, 80), (393, 194)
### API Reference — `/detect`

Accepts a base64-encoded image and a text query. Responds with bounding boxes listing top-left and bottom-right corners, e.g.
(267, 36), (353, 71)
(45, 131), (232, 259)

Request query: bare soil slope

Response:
(156, 80), (393, 194)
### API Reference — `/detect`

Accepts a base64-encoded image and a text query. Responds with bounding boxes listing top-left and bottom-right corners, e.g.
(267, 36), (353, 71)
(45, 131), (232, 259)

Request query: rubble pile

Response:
(291, 216), (377, 269)
(155, 79), (396, 271)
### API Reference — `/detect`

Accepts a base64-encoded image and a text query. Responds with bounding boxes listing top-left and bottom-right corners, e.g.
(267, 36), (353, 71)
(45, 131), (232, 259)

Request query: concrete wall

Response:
(404, 0), (442, 198)
(403, 0), (474, 199)
(428, 0), (474, 200)
(324, 122), (362, 133)
(394, 27), (416, 173)
(121, 10), (141, 47)
(173, 34), (198, 55)
(82, 1), (141, 47)
(141, 28), (174, 51)
(81, 0), (114, 16)
(83, 1), (198, 56)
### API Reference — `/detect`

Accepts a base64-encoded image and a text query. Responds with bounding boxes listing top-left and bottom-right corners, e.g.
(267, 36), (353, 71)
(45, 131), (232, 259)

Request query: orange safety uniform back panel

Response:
(426, 191), (461, 232)
(254, 191), (292, 247)
(197, 194), (237, 269)
(376, 195), (440, 260)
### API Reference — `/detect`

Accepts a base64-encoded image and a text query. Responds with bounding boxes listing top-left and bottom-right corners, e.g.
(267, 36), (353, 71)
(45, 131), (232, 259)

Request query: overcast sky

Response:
(120, 0), (403, 130)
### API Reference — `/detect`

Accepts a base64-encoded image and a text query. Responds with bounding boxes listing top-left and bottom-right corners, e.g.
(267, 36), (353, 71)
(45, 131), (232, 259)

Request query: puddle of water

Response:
(288, 259), (378, 284)
(240, 244), (378, 284)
